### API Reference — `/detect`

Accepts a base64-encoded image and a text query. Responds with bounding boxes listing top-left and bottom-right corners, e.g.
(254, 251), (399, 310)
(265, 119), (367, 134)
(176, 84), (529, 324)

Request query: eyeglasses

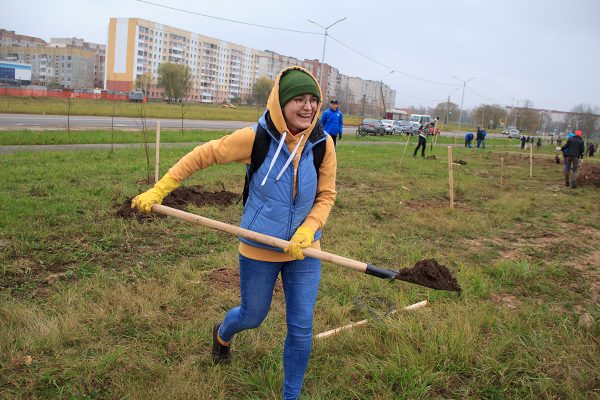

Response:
(292, 96), (319, 107)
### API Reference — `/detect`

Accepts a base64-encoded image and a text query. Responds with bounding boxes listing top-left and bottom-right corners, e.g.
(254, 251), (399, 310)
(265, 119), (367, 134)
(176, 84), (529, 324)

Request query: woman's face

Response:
(282, 94), (319, 133)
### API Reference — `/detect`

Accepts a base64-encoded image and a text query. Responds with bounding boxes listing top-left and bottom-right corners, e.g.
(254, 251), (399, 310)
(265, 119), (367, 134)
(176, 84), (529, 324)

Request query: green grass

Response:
(0, 129), (227, 145)
(1, 141), (599, 399)
(1, 129), (558, 159)
(0, 96), (363, 126)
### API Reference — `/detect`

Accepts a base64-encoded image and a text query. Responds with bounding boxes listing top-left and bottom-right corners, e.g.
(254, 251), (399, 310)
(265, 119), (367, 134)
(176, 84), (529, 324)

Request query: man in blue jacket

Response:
(561, 131), (585, 188)
(321, 98), (343, 147)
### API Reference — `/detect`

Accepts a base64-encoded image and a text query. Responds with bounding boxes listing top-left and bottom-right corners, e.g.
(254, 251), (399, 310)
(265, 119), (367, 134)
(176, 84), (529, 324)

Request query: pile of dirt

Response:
(396, 259), (461, 292)
(116, 185), (238, 221)
(578, 163), (600, 186)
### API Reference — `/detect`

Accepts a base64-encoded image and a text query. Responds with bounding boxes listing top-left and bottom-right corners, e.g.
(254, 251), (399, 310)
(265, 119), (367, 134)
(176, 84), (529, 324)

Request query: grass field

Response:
(0, 96), (363, 126)
(0, 129), (536, 151)
(1, 140), (599, 399)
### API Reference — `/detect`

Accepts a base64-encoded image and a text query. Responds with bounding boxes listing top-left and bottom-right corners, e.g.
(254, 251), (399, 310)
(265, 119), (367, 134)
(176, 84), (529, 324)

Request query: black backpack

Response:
(242, 117), (327, 206)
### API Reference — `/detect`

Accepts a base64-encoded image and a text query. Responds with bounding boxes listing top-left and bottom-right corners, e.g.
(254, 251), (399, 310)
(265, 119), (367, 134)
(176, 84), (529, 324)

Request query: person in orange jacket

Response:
(131, 66), (336, 400)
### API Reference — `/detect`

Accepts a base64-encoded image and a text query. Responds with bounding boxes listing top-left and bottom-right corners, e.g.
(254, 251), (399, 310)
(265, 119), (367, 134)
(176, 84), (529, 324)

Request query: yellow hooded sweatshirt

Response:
(168, 66), (337, 262)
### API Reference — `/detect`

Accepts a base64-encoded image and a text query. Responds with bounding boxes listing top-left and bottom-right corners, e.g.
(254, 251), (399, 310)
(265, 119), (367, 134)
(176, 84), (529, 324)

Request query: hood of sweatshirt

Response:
(265, 66), (323, 149)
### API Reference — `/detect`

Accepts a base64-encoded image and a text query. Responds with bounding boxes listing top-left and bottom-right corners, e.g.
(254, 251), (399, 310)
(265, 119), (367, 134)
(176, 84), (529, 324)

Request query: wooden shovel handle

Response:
(152, 204), (397, 279)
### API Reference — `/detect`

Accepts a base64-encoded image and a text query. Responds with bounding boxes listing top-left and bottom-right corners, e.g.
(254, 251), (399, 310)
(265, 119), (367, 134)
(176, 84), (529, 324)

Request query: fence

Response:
(0, 87), (136, 102)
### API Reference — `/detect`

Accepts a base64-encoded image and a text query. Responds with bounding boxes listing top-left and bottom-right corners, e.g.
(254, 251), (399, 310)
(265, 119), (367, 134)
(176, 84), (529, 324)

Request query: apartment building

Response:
(50, 37), (106, 88)
(106, 18), (261, 103)
(256, 50), (315, 81)
(0, 29), (47, 48)
(0, 46), (95, 88)
(105, 18), (396, 110)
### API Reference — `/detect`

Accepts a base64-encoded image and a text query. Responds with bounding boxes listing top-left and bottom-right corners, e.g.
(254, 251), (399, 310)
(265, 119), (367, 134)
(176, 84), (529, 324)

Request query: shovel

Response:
(151, 204), (461, 292)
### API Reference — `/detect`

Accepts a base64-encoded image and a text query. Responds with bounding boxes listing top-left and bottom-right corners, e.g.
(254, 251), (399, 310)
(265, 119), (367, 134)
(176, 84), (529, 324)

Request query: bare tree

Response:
(510, 99), (539, 132)
(570, 103), (600, 138)
(434, 101), (460, 125)
(66, 96), (72, 136)
(139, 102), (151, 181)
(134, 71), (154, 96)
(472, 104), (506, 129)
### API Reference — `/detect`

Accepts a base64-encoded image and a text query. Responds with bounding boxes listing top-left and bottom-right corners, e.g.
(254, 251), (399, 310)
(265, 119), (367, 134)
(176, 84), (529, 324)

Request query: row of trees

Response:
(135, 63), (194, 103)
(138, 63), (598, 137)
(419, 100), (599, 136)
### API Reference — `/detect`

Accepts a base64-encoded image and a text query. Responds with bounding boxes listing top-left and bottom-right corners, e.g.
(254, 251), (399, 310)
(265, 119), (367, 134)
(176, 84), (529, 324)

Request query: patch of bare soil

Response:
(396, 259), (461, 292)
(485, 220), (600, 306)
(205, 267), (283, 294)
(577, 163), (600, 186)
(1, 258), (73, 298)
(116, 185), (237, 222)
(490, 293), (522, 310)
(404, 199), (447, 210)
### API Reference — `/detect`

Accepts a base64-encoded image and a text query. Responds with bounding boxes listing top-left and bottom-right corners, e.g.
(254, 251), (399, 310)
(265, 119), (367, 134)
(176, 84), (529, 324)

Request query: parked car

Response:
(508, 128), (520, 139)
(393, 120), (416, 135)
(356, 119), (386, 136)
(380, 119), (395, 135)
(408, 114), (432, 131)
(128, 90), (145, 102)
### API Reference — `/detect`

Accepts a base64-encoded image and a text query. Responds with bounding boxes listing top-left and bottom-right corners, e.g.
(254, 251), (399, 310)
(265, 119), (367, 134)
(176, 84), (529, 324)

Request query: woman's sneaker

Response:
(212, 323), (231, 364)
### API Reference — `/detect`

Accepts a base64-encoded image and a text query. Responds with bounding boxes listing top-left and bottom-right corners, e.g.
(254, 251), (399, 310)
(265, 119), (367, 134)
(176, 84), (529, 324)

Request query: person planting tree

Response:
(131, 66), (336, 400)
(561, 131), (585, 188)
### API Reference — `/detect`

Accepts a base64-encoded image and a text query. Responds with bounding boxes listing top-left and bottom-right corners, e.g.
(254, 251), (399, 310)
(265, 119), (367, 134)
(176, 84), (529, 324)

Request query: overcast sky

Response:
(2, 0), (599, 111)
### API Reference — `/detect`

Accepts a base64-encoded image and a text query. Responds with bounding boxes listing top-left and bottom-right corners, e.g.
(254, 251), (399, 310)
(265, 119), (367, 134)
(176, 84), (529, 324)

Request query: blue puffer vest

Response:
(239, 112), (327, 252)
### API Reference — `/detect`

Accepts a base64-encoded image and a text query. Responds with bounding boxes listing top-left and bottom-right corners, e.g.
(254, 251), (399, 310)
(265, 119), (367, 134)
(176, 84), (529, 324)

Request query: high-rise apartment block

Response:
(49, 38), (106, 88)
(105, 18), (395, 110)
(0, 46), (95, 88)
(0, 29), (47, 48)
(106, 18), (261, 103)
(0, 30), (104, 88)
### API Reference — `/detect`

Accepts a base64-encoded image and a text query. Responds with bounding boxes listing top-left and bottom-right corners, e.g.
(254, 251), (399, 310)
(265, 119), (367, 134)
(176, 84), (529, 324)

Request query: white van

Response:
(408, 114), (432, 129)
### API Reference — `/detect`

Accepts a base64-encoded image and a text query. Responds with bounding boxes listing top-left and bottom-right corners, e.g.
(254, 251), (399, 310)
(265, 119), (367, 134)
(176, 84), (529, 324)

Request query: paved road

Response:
(0, 113), (251, 131)
(0, 113), (510, 139)
(0, 113), (362, 134)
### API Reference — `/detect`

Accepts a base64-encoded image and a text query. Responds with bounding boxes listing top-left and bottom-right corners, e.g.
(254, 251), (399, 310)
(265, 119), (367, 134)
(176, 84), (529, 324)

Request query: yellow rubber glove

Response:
(284, 226), (314, 260)
(131, 173), (180, 214)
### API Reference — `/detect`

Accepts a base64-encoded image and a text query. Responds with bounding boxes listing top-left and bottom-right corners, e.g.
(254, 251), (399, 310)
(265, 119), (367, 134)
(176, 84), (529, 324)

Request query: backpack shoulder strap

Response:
(312, 139), (326, 178)
(242, 123), (271, 206)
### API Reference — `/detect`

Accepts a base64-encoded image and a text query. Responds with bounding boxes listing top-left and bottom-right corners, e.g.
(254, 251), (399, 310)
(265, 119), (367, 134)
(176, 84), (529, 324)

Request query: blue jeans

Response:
(219, 254), (321, 400)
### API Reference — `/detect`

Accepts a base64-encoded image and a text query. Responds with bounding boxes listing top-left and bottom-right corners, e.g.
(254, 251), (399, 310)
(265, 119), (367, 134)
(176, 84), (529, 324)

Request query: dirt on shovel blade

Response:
(116, 185), (237, 222)
(396, 259), (461, 292)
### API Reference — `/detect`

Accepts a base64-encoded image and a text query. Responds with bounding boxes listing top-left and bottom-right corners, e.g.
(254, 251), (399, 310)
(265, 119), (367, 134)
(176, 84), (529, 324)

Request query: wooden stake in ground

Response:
(448, 146), (454, 208)
(155, 120), (161, 183)
(529, 142), (533, 178)
(315, 300), (428, 339)
(500, 157), (505, 188)
(399, 133), (412, 166)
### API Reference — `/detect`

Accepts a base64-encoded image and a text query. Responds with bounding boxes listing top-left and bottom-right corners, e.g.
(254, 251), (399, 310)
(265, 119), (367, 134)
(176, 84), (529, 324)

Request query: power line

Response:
(465, 85), (490, 101)
(327, 34), (460, 87)
(137, 0), (463, 102)
(395, 91), (446, 102)
(136, 0), (321, 35)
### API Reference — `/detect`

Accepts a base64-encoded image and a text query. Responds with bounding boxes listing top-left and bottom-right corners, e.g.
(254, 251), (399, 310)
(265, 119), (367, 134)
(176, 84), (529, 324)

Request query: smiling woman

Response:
(282, 94), (319, 134)
(130, 65), (336, 400)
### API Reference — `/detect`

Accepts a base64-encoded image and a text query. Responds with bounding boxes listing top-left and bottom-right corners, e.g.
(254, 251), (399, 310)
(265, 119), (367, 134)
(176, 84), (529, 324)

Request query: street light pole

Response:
(307, 17), (347, 94)
(379, 70), (394, 118)
(452, 75), (475, 144)
(445, 88), (459, 127)
(481, 98), (493, 129)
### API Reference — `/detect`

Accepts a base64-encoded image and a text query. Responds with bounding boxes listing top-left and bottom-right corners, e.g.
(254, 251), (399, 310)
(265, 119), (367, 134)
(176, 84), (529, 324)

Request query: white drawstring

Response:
(276, 133), (304, 181)
(261, 130), (287, 187)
